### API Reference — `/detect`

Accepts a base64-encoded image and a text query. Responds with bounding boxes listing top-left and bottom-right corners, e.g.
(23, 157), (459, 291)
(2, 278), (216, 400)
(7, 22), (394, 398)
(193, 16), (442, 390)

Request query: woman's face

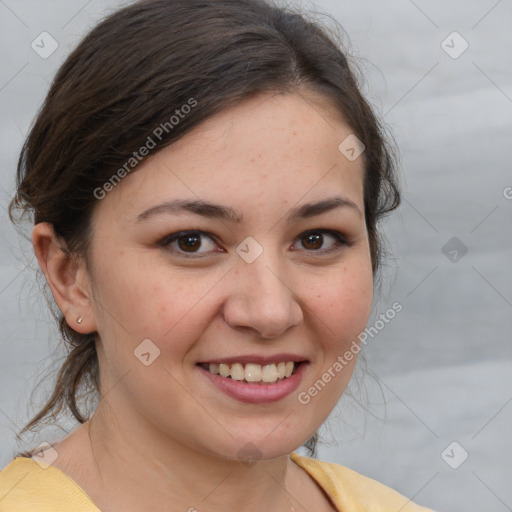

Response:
(84, 91), (373, 461)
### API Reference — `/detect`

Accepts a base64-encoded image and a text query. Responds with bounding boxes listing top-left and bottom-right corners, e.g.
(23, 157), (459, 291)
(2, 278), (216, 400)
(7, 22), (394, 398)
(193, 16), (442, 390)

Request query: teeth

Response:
(245, 363), (262, 382)
(219, 363), (230, 378)
(261, 364), (278, 383)
(231, 363), (245, 381)
(206, 362), (299, 383)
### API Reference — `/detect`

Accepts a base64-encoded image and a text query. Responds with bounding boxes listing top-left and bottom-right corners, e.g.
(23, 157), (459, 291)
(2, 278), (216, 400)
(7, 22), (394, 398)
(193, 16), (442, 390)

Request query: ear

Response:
(32, 222), (96, 334)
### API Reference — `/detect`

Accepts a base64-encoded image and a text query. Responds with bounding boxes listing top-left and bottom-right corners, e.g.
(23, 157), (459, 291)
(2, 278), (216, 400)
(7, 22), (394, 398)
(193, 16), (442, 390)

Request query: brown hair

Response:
(9, 0), (400, 459)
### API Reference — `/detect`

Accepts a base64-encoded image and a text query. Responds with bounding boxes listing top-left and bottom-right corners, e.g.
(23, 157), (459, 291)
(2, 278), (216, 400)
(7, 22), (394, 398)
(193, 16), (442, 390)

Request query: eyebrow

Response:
(136, 195), (362, 224)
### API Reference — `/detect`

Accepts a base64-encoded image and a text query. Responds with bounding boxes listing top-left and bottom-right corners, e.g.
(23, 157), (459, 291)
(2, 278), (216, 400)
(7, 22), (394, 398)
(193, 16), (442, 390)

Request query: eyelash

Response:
(159, 229), (351, 258)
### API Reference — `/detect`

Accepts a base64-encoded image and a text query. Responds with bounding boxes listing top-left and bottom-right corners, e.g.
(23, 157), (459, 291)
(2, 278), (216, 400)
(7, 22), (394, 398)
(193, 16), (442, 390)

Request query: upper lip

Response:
(197, 353), (308, 365)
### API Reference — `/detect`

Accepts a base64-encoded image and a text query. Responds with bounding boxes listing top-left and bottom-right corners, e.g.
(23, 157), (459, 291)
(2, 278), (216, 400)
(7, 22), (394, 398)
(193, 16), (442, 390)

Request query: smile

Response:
(198, 361), (299, 384)
(196, 360), (308, 403)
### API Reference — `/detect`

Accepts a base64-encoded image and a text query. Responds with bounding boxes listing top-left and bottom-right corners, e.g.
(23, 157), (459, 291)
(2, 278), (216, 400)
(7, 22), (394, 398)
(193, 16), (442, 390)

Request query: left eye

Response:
(160, 229), (348, 258)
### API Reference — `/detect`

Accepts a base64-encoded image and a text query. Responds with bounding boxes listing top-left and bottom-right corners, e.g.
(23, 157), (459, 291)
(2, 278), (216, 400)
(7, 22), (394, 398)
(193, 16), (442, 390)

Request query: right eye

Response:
(159, 230), (222, 258)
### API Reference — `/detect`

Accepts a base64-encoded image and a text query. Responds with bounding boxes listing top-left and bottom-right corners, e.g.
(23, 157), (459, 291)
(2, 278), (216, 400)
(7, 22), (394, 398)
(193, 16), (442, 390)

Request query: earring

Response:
(77, 316), (84, 324)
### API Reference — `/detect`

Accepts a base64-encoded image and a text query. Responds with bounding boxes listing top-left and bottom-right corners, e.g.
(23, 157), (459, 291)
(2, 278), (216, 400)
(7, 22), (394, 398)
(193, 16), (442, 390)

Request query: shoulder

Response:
(290, 453), (436, 512)
(0, 457), (99, 512)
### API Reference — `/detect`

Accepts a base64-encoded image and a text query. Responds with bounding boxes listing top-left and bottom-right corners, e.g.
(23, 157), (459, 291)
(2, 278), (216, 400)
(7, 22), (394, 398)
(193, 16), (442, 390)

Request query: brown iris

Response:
(301, 232), (323, 250)
(178, 234), (202, 252)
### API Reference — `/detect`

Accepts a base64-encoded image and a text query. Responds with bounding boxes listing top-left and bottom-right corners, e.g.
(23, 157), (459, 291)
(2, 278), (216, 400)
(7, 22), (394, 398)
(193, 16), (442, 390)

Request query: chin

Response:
(198, 425), (313, 464)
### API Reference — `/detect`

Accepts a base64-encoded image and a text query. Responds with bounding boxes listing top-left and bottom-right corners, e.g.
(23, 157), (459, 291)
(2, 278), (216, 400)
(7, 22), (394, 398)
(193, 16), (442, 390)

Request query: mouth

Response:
(196, 361), (305, 385)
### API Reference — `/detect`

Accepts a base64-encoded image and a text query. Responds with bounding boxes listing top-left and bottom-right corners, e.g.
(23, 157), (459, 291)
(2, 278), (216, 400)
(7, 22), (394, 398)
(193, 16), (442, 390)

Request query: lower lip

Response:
(196, 363), (307, 404)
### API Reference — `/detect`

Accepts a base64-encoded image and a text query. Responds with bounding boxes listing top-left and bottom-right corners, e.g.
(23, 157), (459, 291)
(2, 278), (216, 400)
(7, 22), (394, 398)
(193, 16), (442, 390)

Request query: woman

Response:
(0, 0), (435, 510)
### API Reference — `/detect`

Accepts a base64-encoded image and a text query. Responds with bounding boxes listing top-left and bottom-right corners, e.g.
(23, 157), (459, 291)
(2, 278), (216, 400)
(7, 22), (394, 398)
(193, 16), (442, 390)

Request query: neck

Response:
(81, 401), (300, 512)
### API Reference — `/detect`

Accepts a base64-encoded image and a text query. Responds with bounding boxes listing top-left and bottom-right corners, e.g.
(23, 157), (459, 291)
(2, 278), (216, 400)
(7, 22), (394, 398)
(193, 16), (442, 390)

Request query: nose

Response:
(222, 250), (303, 339)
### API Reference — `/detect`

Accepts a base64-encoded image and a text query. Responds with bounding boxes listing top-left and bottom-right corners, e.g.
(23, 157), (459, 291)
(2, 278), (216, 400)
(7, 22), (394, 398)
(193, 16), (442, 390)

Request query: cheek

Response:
(290, 263), (373, 437)
(92, 258), (222, 353)
(311, 263), (374, 347)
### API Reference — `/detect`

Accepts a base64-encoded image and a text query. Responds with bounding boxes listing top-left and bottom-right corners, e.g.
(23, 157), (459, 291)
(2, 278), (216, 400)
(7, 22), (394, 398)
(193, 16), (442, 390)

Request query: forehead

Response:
(92, 91), (365, 227)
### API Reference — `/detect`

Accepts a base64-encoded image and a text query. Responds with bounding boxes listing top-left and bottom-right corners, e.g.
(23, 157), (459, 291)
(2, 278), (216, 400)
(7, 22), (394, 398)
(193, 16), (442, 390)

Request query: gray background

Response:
(1, 1), (511, 511)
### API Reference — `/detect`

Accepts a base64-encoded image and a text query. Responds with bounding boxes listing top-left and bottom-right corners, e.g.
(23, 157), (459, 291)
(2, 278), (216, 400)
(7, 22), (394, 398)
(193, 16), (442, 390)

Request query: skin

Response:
(32, 90), (374, 511)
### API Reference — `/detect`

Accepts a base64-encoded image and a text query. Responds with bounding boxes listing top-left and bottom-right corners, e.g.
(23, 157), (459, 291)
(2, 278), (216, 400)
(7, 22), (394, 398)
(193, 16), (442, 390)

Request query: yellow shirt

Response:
(0, 453), (435, 511)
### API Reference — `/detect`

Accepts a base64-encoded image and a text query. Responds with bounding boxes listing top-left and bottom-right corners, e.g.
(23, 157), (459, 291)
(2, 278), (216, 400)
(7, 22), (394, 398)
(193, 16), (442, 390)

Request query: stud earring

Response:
(77, 316), (84, 324)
